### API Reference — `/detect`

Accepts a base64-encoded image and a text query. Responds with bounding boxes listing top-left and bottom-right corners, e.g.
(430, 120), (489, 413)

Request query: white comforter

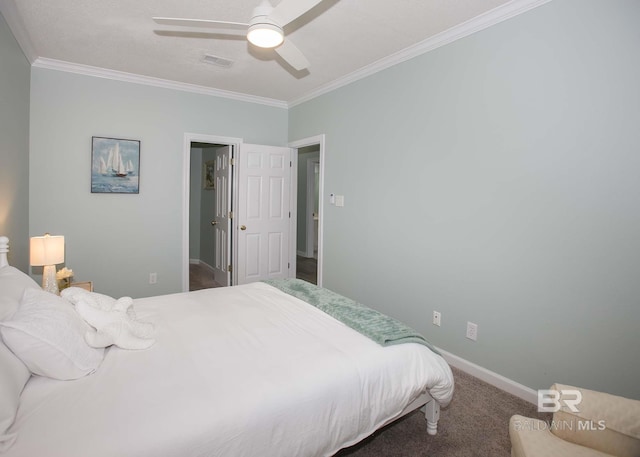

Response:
(6, 282), (454, 457)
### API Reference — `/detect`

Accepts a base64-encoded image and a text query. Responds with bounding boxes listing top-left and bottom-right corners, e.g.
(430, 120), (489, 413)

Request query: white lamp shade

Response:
(30, 235), (65, 266)
(247, 23), (284, 48)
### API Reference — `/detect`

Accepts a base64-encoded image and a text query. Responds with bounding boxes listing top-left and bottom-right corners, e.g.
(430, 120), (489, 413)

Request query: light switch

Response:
(335, 195), (345, 207)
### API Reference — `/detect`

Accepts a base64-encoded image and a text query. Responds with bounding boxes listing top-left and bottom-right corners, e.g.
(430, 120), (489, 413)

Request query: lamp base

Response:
(42, 264), (59, 295)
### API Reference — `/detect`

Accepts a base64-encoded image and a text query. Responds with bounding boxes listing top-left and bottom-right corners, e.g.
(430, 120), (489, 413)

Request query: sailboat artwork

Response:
(91, 137), (140, 194)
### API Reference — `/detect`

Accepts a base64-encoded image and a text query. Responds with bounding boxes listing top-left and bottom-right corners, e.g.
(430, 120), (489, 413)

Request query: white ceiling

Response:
(1, 0), (550, 106)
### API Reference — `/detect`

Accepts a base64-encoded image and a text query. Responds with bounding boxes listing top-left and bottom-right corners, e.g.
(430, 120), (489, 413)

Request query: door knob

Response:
(211, 221), (217, 226)
(240, 225), (247, 231)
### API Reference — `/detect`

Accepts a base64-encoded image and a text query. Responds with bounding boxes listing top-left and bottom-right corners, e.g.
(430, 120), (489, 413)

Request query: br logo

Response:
(538, 389), (582, 413)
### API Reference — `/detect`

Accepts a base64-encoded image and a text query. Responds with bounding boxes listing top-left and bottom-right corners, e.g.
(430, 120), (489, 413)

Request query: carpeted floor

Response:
(189, 263), (223, 291)
(335, 366), (550, 457)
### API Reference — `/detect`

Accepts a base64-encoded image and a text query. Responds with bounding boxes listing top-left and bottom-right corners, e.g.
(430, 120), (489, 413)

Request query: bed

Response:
(0, 236), (454, 457)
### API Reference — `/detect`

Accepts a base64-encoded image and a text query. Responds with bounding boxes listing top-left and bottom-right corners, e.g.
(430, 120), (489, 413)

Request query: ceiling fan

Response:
(153, 0), (327, 71)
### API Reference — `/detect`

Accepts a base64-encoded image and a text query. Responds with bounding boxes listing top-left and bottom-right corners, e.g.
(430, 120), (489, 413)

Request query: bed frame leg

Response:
(422, 397), (440, 435)
(0, 236), (8, 269)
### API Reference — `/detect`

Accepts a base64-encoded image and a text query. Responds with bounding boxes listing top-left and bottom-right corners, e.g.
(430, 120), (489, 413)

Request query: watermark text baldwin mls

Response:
(513, 419), (606, 432)
(510, 389), (607, 433)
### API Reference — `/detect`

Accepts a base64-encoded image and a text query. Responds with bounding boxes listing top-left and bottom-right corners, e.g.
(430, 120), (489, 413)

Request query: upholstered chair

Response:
(509, 383), (640, 457)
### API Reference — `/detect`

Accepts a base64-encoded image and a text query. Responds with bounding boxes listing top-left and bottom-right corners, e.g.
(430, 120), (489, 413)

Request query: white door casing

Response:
(237, 144), (291, 285)
(212, 146), (232, 286)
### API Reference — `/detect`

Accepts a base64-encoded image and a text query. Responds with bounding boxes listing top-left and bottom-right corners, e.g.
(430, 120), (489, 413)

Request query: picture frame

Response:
(203, 160), (215, 190)
(91, 136), (140, 194)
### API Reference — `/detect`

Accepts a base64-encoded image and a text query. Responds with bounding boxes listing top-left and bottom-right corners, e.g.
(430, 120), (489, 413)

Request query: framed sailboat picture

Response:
(203, 160), (215, 190)
(91, 136), (140, 194)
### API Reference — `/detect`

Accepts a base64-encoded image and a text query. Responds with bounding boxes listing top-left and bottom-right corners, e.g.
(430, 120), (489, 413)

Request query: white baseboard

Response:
(435, 347), (538, 405)
(190, 259), (215, 272)
(198, 260), (215, 272)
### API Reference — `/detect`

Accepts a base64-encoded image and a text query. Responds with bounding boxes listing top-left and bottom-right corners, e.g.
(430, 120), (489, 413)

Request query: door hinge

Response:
(289, 211), (291, 218)
(229, 211), (233, 219)
(228, 264), (232, 272)
(288, 262), (290, 269)
(230, 158), (235, 166)
(290, 161), (292, 167)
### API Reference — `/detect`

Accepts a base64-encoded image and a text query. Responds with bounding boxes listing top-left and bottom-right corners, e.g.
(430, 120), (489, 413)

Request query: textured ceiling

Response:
(2, 0), (547, 105)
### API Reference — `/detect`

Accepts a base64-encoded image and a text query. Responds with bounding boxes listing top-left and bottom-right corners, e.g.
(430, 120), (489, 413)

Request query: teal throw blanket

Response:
(263, 278), (438, 354)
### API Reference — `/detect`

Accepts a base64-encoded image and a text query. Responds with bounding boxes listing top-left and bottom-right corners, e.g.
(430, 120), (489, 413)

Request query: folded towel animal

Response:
(61, 288), (155, 350)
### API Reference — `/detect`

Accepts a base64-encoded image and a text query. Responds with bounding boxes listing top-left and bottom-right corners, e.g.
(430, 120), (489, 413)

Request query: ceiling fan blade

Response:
(268, 0), (324, 27)
(153, 17), (249, 30)
(154, 28), (247, 39)
(275, 39), (310, 71)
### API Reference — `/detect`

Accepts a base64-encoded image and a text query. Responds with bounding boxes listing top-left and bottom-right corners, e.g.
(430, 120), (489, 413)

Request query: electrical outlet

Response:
(466, 322), (478, 341)
(432, 311), (441, 327)
(149, 273), (157, 284)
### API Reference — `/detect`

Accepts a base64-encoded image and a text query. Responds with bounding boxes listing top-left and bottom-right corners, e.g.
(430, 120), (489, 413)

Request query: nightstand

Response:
(70, 281), (93, 292)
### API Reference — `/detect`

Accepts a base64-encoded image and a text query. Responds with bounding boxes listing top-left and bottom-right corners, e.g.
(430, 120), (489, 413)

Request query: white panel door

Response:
(212, 146), (232, 286)
(237, 144), (291, 284)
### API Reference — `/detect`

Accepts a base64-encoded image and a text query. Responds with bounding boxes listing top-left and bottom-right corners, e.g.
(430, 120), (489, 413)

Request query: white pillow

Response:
(0, 338), (30, 452)
(0, 266), (40, 321)
(0, 288), (104, 380)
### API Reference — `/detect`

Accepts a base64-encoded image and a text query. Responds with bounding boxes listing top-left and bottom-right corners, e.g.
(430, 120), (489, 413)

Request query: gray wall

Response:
(290, 0), (640, 399)
(0, 12), (30, 271)
(30, 67), (288, 298)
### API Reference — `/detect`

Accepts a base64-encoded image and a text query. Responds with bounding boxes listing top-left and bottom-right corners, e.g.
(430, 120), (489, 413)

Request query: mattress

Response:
(6, 282), (454, 457)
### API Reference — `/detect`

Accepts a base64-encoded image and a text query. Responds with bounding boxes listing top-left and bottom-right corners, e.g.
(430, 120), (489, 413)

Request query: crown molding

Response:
(0, 1), (37, 63)
(5, 0), (551, 110)
(288, 0), (553, 108)
(32, 57), (288, 109)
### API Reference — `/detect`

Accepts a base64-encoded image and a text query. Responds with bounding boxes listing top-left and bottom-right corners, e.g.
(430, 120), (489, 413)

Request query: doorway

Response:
(188, 142), (232, 291)
(183, 133), (243, 292)
(295, 146), (320, 284)
(290, 134), (325, 287)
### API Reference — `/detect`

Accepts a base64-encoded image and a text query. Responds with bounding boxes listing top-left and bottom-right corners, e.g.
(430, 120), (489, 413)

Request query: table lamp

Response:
(30, 233), (65, 294)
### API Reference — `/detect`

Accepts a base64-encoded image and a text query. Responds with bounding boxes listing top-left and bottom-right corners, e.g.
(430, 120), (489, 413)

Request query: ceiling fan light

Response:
(247, 23), (283, 48)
